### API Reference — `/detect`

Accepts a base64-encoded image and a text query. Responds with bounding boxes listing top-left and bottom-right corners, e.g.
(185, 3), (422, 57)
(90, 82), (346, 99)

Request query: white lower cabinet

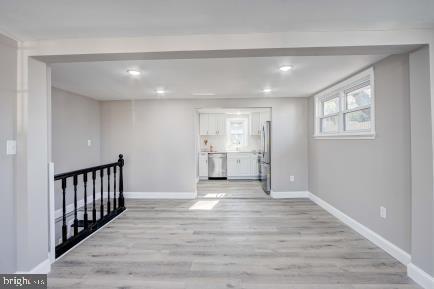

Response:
(199, 153), (208, 178)
(227, 158), (238, 177)
(250, 157), (259, 176)
(227, 153), (259, 179)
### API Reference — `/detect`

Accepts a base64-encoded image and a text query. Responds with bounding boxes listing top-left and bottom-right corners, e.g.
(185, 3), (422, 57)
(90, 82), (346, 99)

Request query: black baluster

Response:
(107, 167), (111, 214)
(118, 154), (125, 208)
(83, 173), (89, 229)
(62, 178), (67, 242)
(73, 175), (78, 236)
(100, 169), (104, 219)
(113, 166), (117, 211)
(92, 171), (96, 224)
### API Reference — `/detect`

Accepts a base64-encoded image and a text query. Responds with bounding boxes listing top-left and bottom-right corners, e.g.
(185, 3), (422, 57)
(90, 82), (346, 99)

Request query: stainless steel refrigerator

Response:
(260, 121), (271, 193)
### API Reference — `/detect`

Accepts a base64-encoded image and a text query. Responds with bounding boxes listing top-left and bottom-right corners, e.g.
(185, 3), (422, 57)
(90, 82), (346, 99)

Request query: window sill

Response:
(313, 133), (376, 140)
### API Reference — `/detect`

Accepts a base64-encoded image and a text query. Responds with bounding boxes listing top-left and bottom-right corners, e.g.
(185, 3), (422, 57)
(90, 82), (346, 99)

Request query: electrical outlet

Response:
(87, 139), (92, 147)
(380, 206), (387, 219)
(290, 175), (295, 182)
(6, 140), (16, 155)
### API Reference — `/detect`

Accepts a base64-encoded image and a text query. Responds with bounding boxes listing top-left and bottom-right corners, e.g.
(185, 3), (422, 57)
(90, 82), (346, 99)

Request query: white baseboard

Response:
(16, 258), (51, 274)
(124, 191), (197, 199)
(308, 192), (411, 266)
(228, 176), (260, 180)
(270, 191), (310, 199)
(408, 263), (434, 289)
(30, 258), (51, 274)
(55, 191), (109, 219)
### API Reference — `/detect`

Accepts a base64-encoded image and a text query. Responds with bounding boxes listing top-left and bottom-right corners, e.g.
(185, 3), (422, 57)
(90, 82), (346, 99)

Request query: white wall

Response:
(101, 98), (308, 194)
(52, 87), (101, 174)
(409, 46), (434, 276)
(51, 87), (102, 209)
(15, 58), (50, 272)
(0, 33), (17, 273)
(309, 54), (412, 254)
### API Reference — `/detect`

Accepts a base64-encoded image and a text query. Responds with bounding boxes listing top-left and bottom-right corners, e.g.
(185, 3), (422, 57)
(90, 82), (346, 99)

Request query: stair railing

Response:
(54, 154), (126, 258)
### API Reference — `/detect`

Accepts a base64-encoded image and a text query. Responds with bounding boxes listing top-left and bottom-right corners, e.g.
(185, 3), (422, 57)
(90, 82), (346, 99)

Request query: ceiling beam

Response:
(23, 29), (433, 63)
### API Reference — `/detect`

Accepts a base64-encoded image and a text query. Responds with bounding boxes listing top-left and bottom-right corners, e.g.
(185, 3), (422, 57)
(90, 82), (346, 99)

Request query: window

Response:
(314, 68), (375, 138)
(226, 118), (248, 148)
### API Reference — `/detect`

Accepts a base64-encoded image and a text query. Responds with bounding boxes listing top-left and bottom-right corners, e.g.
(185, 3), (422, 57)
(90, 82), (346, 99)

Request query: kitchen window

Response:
(227, 118), (248, 148)
(314, 67), (375, 139)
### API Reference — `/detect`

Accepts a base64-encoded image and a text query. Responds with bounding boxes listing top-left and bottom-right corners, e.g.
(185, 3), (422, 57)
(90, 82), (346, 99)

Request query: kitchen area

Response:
(196, 108), (271, 197)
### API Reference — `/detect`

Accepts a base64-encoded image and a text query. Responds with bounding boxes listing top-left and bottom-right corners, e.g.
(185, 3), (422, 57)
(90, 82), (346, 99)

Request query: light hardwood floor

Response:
(49, 184), (420, 289)
(197, 180), (268, 199)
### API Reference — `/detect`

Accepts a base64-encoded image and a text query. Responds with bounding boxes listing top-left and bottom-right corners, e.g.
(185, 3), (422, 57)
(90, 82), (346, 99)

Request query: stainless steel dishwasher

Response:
(208, 153), (227, 179)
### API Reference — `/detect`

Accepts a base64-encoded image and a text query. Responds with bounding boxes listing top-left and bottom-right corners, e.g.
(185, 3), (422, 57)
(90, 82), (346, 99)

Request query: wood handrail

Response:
(54, 156), (123, 180)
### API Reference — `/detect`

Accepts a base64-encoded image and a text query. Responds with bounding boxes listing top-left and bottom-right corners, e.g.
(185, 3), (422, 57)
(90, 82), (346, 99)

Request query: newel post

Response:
(118, 154), (125, 209)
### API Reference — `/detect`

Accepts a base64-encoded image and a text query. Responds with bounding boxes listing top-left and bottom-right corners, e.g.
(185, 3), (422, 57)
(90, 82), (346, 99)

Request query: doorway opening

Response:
(196, 107), (272, 199)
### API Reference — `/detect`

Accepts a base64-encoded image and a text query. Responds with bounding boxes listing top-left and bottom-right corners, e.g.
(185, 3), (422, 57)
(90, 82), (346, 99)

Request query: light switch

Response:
(290, 175), (295, 182)
(6, 140), (16, 155)
(380, 206), (387, 219)
(87, 140), (92, 147)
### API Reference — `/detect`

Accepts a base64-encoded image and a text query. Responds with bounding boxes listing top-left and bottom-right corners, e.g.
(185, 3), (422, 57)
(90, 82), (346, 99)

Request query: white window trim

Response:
(226, 117), (249, 149)
(314, 67), (375, 139)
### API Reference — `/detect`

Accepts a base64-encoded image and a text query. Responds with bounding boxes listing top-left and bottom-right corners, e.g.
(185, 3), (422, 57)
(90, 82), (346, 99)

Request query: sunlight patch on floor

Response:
(203, 193), (226, 198)
(189, 200), (220, 210)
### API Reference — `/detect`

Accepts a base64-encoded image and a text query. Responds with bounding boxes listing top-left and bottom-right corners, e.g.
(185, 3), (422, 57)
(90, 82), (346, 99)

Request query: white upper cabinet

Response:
(215, 114), (226, 136)
(199, 114), (209, 135)
(207, 114), (217, 135)
(200, 113), (226, 136)
(250, 111), (270, 135)
(250, 112), (261, 135)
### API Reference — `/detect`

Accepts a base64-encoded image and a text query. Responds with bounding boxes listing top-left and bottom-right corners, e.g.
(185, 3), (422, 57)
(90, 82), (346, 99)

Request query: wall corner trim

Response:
(124, 192), (197, 199)
(270, 191), (310, 199)
(16, 258), (51, 274)
(308, 192), (411, 266)
(408, 263), (434, 289)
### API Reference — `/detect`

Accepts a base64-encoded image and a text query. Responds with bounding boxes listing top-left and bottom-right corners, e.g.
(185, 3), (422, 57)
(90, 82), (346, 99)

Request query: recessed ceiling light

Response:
(156, 89), (166, 94)
(263, 88), (272, 93)
(127, 69), (141, 76)
(279, 65), (293, 72)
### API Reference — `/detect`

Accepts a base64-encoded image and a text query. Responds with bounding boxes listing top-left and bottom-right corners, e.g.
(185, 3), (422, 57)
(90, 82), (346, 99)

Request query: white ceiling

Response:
(0, 0), (433, 40)
(51, 55), (387, 100)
